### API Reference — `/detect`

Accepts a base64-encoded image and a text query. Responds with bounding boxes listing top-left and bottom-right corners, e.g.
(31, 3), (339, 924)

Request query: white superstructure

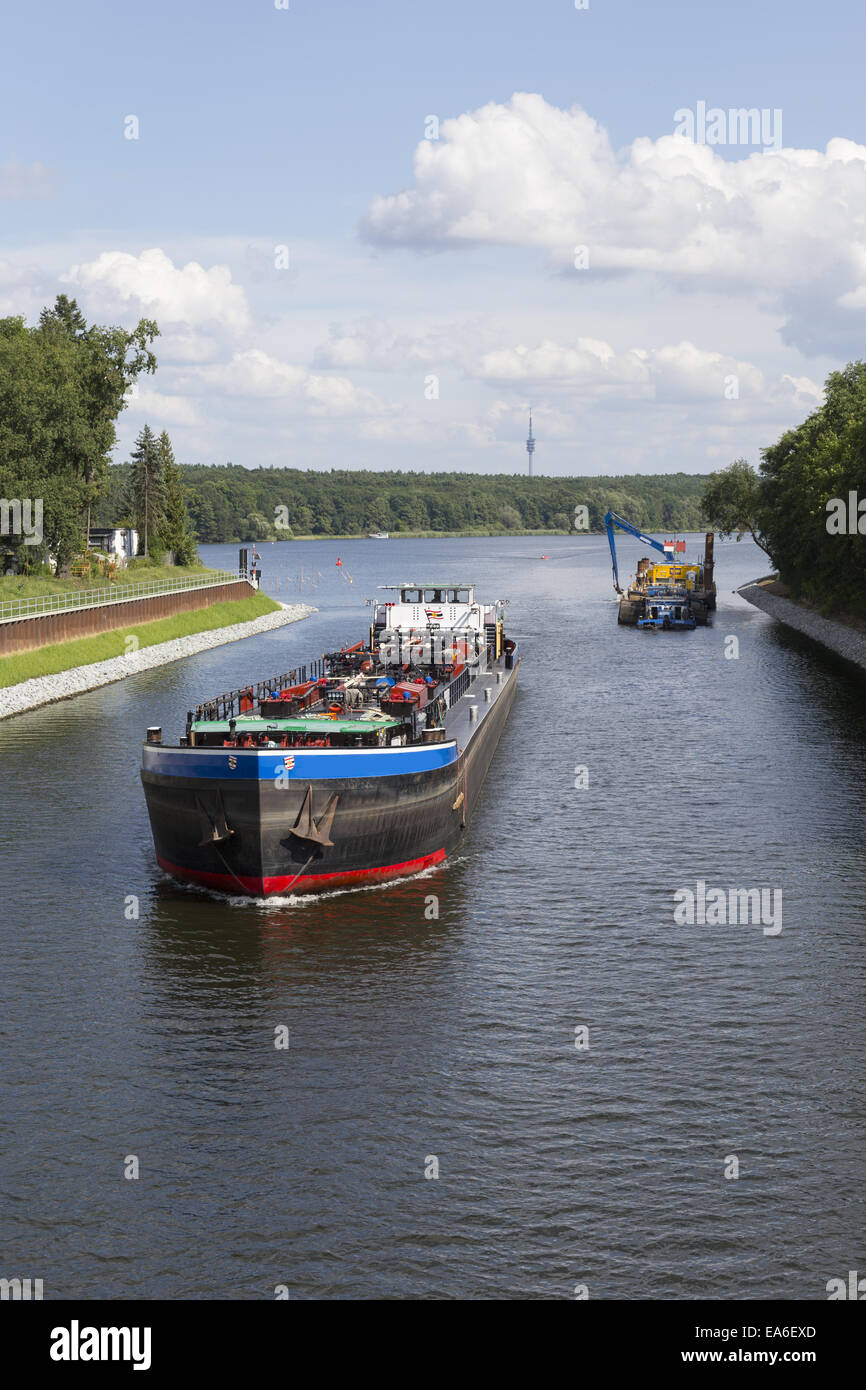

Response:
(369, 584), (506, 671)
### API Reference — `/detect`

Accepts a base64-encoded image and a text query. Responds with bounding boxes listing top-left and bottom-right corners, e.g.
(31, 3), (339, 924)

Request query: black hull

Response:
(142, 660), (518, 896)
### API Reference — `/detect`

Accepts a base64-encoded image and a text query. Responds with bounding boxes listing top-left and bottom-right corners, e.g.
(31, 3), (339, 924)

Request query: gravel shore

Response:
(0, 602), (315, 721)
(737, 579), (866, 672)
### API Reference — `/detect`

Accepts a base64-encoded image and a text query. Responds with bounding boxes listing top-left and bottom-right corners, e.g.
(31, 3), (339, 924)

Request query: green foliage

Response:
(130, 464), (710, 542)
(0, 590), (279, 688)
(129, 424), (165, 557)
(701, 459), (771, 556)
(759, 362), (866, 611)
(702, 363), (866, 613)
(0, 295), (158, 569)
(156, 430), (198, 565)
(0, 561), (210, 597)
(242, 511), (274, 541)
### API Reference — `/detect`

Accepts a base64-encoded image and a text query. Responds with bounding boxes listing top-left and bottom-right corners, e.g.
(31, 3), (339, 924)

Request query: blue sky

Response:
(3, 0), (865, 474)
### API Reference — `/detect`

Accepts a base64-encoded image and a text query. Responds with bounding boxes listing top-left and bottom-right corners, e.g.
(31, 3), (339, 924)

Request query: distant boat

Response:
(368, 531), (389, 539)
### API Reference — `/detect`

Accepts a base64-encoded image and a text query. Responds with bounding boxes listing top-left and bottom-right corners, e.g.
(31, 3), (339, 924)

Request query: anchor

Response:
(195, 789), (234, 846)
(288, 785), (339, 847)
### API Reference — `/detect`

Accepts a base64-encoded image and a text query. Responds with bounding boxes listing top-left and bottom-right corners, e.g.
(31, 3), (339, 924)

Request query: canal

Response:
(1, 535), (864, 1298)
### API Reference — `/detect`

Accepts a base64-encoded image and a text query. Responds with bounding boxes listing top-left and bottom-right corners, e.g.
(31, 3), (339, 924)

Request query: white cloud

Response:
(473, 337), (627, 385)
(124, 388), (199, 426)
(62, 248), (252, 333)
(155, 327), (224, 365)
(198, 348), (305, 396)
(315, 317), (823, 414)
(360, 92), (866, 354)
(313, 316), (496, 371)
(189, 349), (389, 418)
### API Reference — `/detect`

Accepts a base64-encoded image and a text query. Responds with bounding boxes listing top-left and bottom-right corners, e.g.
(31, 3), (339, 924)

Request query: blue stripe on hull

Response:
(141, 742), (458, 781)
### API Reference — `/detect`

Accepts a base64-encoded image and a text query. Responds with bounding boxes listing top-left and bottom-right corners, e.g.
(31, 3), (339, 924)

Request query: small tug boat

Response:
(141, 584), (519, 897)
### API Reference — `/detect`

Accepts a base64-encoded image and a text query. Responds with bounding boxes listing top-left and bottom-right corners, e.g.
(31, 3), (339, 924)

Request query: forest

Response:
(94, 463), (711, 542)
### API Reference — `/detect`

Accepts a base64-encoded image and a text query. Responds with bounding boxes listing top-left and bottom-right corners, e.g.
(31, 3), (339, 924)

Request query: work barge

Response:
(141, 583), (519, 897)
(605, 511), (717, 629)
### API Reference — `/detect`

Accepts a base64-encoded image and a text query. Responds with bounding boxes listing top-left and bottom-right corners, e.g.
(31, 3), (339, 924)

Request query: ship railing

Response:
(0, 569), (241, 622)
(193, 658), (328, 724)
(444, 665), (473, 708)
(195, 652), (480, 727)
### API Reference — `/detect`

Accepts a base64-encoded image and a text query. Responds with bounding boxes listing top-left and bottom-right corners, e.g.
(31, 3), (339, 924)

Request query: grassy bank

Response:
(0, 591), (280, 688)
(0, 562), (219, 602)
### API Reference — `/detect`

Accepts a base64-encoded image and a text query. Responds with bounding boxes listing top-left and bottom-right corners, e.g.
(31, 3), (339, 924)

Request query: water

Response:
(2, 535), (864, 1299)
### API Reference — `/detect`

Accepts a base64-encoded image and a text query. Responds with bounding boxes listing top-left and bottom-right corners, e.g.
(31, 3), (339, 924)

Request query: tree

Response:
(156, 431), (197, 565)
(291, 503), (314, 535)
(129, 425), (165, 557)
(759, 363), (866, 606)
(365, 494), (391, 531)
(185, 490), (218, 543)
(701, 459), (771, 557)
(0, 296), (159, 569)
(242, 511), (272, 540)
(38, 293), (88, 338)
(36, 296), (159, 548)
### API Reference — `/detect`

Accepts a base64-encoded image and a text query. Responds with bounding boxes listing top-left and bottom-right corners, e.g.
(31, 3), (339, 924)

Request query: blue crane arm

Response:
(604, 511), (671, 594)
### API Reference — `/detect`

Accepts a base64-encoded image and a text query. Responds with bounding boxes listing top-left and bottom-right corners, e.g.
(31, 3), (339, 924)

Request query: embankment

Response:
(0, 576), (254, 655)
(0, 600), (315, 720)
(738, 576), (866, 674)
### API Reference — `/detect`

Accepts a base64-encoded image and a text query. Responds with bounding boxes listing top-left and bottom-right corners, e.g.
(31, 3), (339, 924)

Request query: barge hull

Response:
(142, 659), (518, 897)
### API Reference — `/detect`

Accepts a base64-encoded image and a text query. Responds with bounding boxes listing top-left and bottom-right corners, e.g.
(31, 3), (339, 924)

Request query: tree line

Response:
(702, 361), (866, 615)
(95, 463), (711, 542)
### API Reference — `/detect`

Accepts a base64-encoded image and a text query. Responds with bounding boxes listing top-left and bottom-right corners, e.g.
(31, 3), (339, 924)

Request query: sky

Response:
(2, 0), (866, 476)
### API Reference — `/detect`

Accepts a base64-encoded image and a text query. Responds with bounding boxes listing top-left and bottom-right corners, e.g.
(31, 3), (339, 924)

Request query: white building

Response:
(88, 527), (139, 563)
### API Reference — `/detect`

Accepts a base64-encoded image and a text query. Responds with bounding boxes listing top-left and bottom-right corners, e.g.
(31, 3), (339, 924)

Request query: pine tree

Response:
(38, 293), (88, 338)
(156, 430), (197, 565)
(129, 424), (165, 557)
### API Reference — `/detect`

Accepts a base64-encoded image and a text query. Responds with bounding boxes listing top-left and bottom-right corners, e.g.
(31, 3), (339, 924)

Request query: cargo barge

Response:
(141, 583), (519, 897)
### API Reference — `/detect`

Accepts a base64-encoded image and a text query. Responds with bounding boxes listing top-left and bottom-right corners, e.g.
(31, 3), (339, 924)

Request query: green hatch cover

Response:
(191, 715), (404, 734)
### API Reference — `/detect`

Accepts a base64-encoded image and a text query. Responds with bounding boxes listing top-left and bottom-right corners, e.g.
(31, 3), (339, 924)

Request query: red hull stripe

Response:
(156, 849), (447, 896)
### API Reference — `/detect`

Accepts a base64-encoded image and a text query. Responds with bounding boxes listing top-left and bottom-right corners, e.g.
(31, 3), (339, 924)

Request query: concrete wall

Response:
(0, 580), (254, 656)
(738, 578), (866, 674)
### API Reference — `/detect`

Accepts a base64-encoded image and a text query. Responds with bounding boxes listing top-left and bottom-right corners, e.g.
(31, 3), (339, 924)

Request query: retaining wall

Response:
(0, 580), (254, 655)
(0, 603), (315, 721)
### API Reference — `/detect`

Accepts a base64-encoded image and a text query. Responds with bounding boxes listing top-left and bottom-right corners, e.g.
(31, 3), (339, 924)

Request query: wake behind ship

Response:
(141, 583), (520, 897)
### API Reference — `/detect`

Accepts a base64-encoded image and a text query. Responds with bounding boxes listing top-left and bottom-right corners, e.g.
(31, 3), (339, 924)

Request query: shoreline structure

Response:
(738, 576), (866, 674)
(0, 602), (314, 722)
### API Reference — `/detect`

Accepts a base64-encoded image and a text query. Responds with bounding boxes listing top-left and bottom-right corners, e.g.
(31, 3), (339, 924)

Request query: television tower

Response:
(526, 408), (535, 477)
